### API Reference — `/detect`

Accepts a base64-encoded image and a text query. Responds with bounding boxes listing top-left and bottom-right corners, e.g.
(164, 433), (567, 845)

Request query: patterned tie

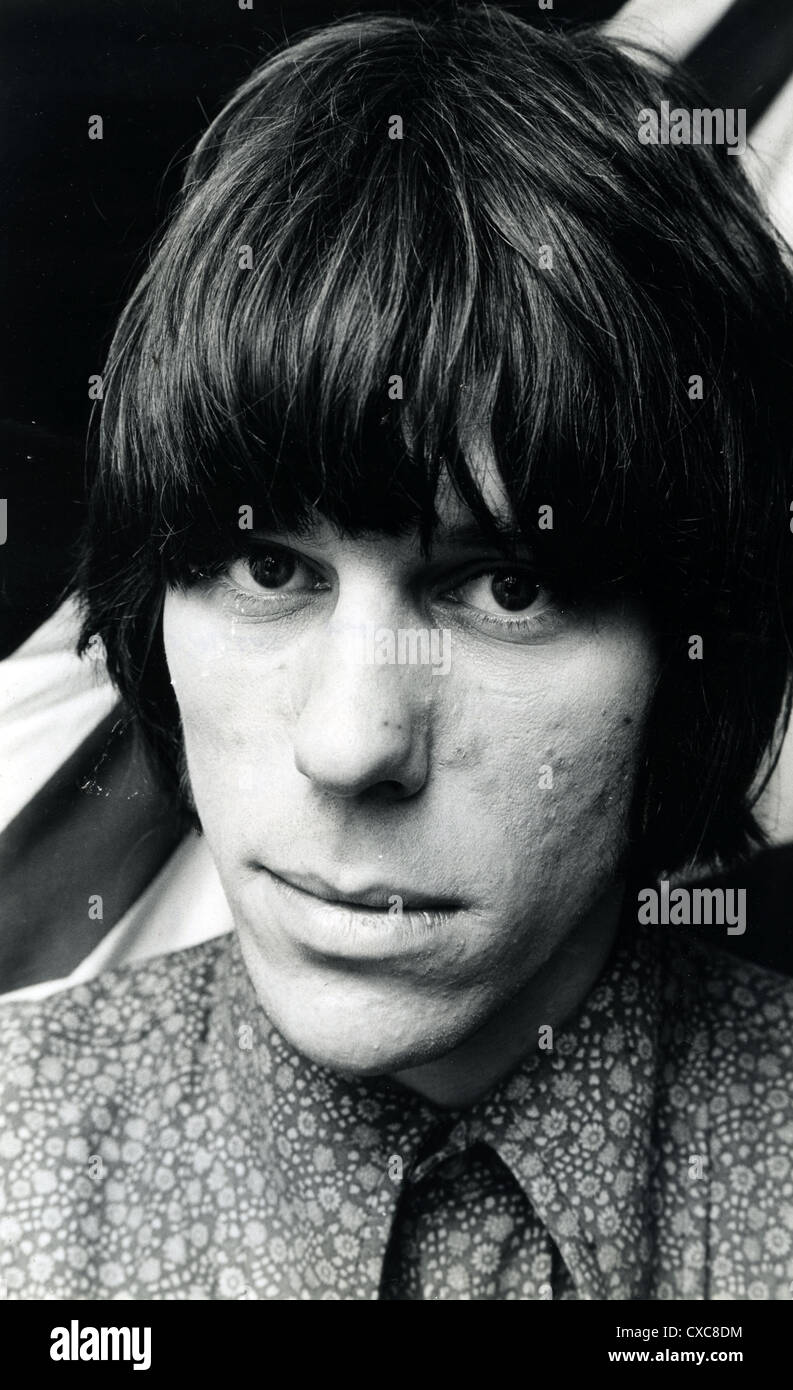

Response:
(380, 1138), (565, 1300)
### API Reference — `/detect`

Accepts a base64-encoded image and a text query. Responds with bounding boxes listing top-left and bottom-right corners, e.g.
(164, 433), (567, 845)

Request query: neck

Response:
(391, 882), (626, 1109)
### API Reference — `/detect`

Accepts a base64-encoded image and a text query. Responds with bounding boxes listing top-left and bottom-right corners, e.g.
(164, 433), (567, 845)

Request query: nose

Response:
(291, 616), (430, 800)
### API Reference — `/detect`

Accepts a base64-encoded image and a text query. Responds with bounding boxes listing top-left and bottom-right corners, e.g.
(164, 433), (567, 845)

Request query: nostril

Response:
(367, 779), (412, 802)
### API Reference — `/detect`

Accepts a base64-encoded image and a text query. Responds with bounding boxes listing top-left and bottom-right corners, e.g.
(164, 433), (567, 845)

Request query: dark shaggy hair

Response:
(77, 3), (793, 879)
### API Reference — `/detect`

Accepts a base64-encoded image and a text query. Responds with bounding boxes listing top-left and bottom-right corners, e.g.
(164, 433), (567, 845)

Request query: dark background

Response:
(2, 0), (793, 976)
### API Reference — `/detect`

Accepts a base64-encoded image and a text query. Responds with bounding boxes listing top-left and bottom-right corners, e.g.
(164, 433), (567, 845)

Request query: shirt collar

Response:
(470, 920), (663, 1299)
(210, 922), (661, 1299)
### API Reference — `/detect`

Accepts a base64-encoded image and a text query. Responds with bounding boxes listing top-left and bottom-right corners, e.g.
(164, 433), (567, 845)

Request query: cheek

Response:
(162, 593), (294, 814)
(538, 651), (651, 821)
(436, 623), (656, 889)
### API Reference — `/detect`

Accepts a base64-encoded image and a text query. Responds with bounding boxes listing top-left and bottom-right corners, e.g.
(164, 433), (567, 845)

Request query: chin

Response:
(265, 997), (457, 1078)
(261, 1025), (408, 1078)
(245, 967), (475, 1080)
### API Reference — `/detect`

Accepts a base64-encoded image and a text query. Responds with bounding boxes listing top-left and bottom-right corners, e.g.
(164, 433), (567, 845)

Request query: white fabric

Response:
(0, 598), (117, 833)
(604, 0), (736, 58)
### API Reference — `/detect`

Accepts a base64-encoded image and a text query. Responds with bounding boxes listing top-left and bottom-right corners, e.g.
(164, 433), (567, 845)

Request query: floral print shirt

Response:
(1, 921), (793, 1300)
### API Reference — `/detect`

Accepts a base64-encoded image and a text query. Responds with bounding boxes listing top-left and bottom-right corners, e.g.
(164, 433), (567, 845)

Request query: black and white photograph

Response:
(2, 0), (793, 1337)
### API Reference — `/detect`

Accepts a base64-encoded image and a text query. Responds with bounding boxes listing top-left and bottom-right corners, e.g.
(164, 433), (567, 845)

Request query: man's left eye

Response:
(448, 569), (544, 616)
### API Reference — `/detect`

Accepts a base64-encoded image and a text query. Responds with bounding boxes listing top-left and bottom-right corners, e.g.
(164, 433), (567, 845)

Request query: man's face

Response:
(162, 484), (658, 1079)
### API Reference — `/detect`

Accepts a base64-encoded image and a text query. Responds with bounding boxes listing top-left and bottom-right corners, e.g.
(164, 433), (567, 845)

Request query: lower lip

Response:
(255, 867), (460, 960)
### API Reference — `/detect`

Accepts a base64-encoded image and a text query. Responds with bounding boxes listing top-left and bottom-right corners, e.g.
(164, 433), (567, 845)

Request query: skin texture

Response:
(162, 482), (659, 1108)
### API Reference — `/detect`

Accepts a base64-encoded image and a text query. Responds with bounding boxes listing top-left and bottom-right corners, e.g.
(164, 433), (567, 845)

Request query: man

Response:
(2, 5), (793, 1299)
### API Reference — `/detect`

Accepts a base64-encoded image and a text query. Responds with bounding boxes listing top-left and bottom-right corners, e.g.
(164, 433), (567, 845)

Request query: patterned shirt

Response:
(1, 921), (793, 1300)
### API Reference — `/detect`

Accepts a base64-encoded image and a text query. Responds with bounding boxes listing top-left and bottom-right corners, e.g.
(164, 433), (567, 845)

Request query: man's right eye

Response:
(227, 545), (330, 595)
